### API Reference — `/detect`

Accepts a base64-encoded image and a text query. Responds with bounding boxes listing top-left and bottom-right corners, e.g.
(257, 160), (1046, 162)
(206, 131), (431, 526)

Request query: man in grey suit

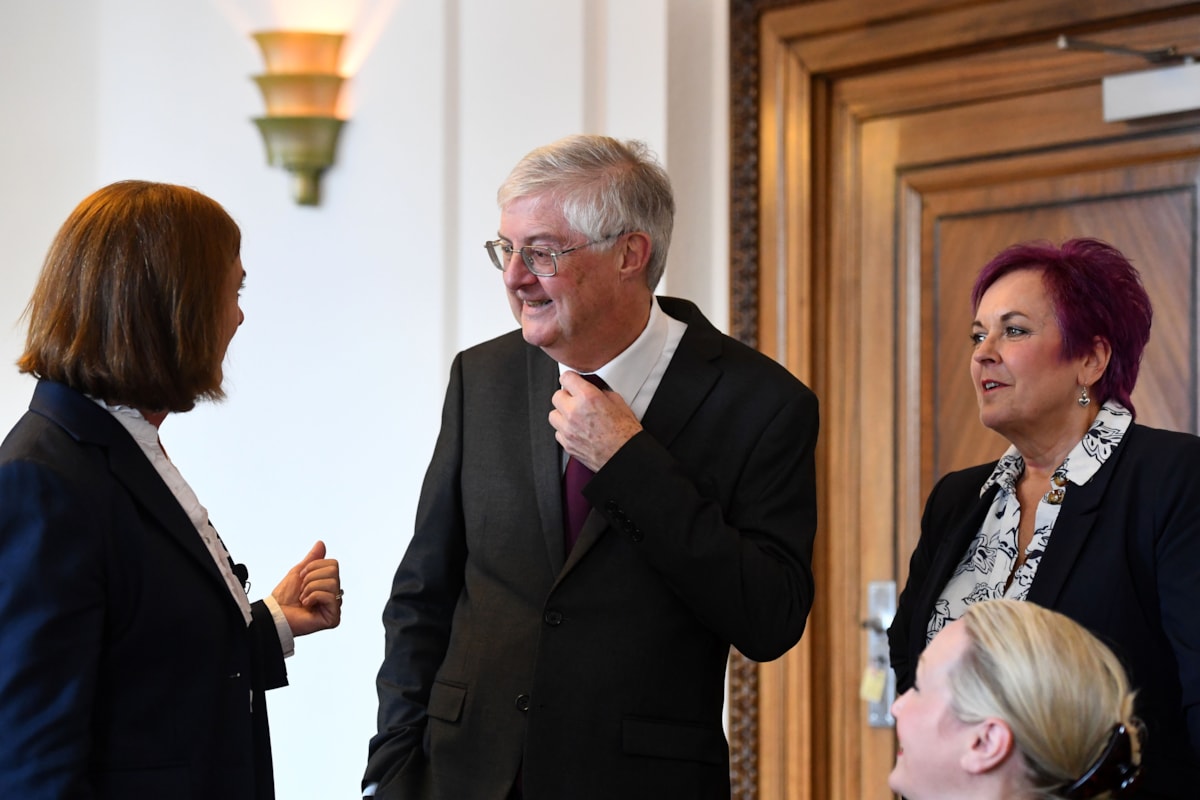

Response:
(364, 135), (819, 800)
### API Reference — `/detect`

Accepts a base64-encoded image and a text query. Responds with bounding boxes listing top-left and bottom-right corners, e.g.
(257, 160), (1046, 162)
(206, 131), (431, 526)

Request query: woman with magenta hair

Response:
(888, 238), (1200, 797)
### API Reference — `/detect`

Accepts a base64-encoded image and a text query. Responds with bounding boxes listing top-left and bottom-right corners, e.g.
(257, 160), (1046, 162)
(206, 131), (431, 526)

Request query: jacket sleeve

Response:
(248, 600), (288, 691)
(588, 382), (819, 663)
(1152, 436), (1200, 756)
(0, 458), (106, 799)
(888, 465), (997, 692)
(887, 473), (952, 693)
(364, 354), (468, 790)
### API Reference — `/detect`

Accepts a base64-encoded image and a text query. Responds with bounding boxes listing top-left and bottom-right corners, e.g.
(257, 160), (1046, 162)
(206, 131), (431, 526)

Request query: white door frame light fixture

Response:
(1058, 34), (1200, 123)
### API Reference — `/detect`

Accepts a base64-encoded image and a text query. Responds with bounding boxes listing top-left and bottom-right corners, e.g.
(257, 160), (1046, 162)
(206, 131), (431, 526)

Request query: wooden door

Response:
(727, 2), (1200, 798)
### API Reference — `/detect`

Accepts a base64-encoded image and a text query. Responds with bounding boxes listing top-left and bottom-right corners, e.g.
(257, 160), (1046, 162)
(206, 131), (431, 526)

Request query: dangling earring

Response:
(1078, 385), (1091, 407)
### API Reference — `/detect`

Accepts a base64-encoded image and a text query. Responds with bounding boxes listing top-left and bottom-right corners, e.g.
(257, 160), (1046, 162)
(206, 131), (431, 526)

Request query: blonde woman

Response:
(890, 599), (1141, 799)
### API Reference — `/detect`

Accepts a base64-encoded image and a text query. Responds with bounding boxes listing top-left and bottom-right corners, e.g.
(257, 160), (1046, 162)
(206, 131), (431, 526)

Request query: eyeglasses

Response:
(484, 233), (623, 277)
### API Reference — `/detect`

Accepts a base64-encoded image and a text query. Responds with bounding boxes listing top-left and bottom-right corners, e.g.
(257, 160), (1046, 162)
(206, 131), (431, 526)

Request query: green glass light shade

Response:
(253, 117), (346, 205)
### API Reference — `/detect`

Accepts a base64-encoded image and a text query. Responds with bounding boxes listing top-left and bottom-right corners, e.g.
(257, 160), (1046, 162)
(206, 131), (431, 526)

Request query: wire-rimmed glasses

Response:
(484, 233), (623, 277)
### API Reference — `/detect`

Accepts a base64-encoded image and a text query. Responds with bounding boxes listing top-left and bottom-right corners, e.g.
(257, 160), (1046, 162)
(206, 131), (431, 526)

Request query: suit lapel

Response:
(640, 296), (722, 449)
(524, 348), (569, 571)
(31, 381), (242, 612)
(1026, 437), (1123, 608)
(107, 441), (229, 588)
(638, 333), (719, 450)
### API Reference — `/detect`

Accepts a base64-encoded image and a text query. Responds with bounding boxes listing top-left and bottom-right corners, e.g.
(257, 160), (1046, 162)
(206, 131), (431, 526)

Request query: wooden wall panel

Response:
(923, 166), (1200, 481)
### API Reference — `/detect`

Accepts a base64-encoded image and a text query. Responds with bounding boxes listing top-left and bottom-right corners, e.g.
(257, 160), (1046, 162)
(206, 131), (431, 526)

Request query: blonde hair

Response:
(951, 600), (1140, 800)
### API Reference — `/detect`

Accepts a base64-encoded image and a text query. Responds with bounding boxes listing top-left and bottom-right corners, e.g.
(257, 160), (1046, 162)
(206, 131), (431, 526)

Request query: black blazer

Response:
(888, 423), (1200, 799)
(366, 297), (819, 799)
(0, 380), (288, 799)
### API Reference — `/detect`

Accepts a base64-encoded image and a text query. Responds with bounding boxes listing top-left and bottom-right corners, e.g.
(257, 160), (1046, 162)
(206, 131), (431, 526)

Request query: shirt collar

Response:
(89, 396), (161, 448)
(980, 400), (1132, 497)
(558, 297), (667, 408)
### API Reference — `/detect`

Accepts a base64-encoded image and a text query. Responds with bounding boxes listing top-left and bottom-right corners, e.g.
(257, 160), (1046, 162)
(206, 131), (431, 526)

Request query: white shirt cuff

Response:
(262, 594), (295, 658)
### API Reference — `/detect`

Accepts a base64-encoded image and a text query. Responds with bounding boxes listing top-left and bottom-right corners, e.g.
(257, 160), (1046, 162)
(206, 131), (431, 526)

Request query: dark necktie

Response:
(562, 373), (607, 554)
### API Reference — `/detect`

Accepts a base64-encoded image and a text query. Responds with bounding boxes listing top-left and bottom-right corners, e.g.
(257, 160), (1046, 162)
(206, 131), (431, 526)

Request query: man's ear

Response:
(961, 718), (1016, 775)
(617, 232), (652, 279)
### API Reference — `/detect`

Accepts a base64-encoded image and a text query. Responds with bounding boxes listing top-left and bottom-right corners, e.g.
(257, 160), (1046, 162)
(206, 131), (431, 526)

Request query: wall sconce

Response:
(251, 31), (348, 206)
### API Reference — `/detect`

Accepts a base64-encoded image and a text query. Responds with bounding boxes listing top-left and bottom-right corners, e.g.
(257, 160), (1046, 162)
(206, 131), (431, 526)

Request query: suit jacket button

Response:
(515, 694), (531, 712)
(544, 610), (563, 626)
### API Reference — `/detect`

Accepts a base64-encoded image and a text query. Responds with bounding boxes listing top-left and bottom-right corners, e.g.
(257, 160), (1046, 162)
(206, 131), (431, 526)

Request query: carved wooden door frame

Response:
(725, 2), (1200, 798)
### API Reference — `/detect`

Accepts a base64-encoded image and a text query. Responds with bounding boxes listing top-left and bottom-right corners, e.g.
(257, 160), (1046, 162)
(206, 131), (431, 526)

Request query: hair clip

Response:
(1061, 723), (1141, 799)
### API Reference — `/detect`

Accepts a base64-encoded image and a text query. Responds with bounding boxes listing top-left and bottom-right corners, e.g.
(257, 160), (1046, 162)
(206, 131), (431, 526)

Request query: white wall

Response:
(0, 1), (729, 797)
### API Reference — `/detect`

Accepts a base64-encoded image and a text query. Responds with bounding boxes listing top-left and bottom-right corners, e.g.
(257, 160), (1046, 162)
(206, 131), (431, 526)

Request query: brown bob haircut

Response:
(18, 180), (241, 413)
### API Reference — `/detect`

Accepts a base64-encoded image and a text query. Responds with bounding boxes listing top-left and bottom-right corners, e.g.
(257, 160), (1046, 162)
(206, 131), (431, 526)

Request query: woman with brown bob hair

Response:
(21, 180), (240, 411)
(0, 180), (342, 799)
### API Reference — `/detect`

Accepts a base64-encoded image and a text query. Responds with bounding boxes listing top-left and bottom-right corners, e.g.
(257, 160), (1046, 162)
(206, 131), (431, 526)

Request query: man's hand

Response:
(549, 371), (643, 472)
(271, 540), (342, 636)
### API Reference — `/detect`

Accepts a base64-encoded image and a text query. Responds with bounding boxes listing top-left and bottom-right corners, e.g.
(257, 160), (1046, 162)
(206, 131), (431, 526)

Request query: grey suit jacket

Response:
(366, 297), (819, 800)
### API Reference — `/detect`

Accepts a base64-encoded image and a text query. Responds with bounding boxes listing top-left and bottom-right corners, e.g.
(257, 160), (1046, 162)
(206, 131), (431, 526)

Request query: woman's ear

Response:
(1080, 335), (1112, 387)
(961, 718), (1016, 775)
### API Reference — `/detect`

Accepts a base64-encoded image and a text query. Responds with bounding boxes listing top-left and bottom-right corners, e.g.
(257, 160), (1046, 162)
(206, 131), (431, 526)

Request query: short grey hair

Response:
(497, 134), (675, 290)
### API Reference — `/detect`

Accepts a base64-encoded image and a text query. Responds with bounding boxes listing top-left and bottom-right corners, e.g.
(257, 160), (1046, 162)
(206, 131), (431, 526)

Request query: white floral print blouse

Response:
(925, 401), (1131, 643)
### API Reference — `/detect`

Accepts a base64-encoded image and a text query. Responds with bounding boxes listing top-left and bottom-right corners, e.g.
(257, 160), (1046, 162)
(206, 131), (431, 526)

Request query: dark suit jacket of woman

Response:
(0, 380), (288, 799)
(888, 423), (1200, 799)
(365, 297), (819, 800)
